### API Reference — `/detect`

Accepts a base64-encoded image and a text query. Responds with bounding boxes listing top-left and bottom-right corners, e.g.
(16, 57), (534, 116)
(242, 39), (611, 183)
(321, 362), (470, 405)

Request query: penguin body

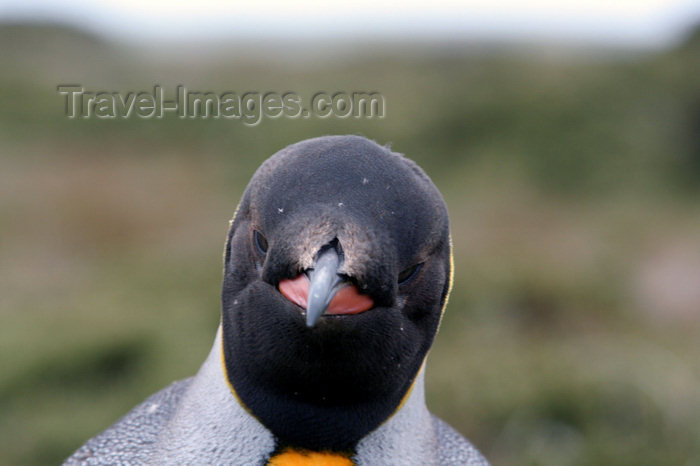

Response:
(67, 330), (486, 465)
(65, 136), (489, 465)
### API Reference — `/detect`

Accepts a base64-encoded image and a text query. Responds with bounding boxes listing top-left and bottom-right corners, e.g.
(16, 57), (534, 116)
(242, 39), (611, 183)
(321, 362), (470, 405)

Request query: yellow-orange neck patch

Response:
(267, 448), (355, 466)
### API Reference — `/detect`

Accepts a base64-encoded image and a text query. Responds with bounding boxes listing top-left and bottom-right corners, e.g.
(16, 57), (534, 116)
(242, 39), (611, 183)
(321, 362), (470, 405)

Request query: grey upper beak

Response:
(305, 246), (346, 327)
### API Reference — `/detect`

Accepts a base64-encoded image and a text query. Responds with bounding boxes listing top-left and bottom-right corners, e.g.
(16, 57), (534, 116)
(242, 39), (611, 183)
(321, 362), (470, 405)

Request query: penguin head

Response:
(221, 135), (452, 452)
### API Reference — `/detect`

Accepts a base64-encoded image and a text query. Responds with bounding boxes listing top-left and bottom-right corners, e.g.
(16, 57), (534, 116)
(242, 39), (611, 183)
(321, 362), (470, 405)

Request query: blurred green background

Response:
(1, 15), (700, 466)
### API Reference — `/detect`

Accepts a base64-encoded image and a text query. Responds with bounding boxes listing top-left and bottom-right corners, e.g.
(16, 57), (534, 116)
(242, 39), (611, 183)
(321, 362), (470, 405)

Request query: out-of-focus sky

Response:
(1, 0), (700, 47)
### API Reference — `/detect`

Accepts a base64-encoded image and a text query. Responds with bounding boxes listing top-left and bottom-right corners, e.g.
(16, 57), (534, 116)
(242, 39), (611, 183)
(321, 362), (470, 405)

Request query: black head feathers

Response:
(221, 135), (452, 452)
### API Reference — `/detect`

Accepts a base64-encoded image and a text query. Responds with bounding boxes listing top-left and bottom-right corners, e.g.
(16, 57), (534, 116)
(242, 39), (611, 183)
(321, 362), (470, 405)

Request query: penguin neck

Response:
(157, 326), (437, 464)
(354, 367), (439, 466)
(218, 321), (435, 456)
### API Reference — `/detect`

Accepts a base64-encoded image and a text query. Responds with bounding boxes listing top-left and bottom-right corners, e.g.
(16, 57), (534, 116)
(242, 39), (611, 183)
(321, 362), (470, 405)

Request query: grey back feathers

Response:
(66, 328), (275, 465)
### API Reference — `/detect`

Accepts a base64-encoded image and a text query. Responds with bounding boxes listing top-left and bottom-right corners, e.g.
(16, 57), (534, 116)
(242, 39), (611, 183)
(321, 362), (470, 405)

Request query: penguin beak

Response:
(278, 246), (374, 327)
(305, 246), (346, 327)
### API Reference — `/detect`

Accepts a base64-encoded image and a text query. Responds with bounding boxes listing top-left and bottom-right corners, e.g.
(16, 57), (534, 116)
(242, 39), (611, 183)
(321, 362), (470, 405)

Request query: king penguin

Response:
(65, 135), (489, 465)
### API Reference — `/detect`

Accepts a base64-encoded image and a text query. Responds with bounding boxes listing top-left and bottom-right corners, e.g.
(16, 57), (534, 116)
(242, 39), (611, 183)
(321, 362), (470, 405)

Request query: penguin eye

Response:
(398, 262), (423, 285)
(253, 230), (268, 255)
